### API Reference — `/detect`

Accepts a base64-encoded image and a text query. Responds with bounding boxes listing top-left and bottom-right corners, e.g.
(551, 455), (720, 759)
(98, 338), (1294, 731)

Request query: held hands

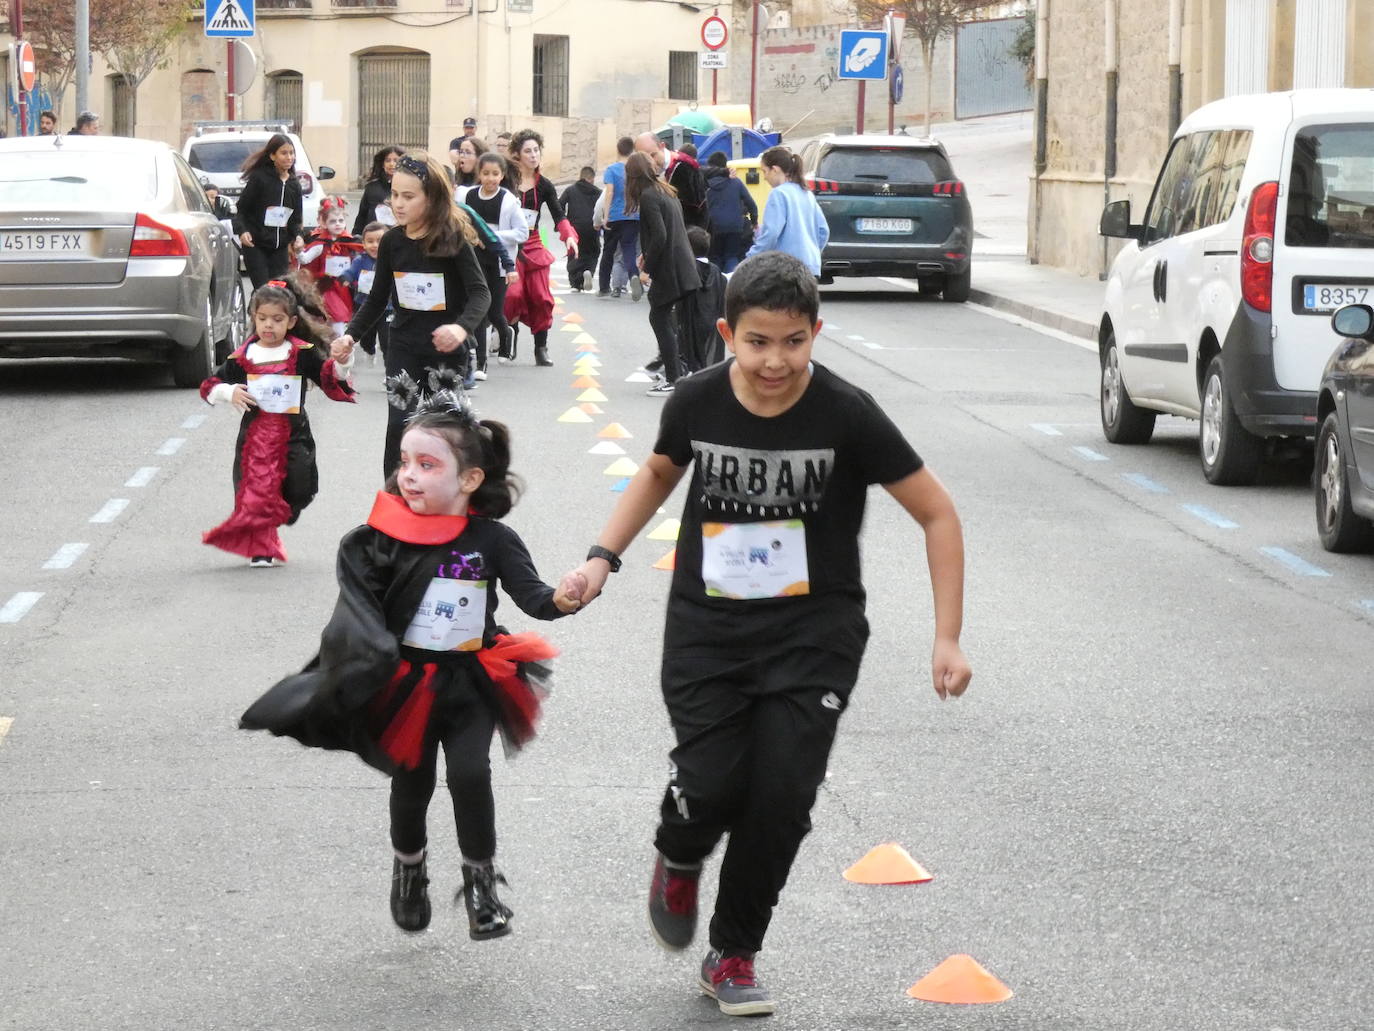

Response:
(432, 324), (468, 353)
(931, 638), (972, 701)
(330, 336), (354, 362)
(553, 570), (589, 613)
(230, 384), (258, 412)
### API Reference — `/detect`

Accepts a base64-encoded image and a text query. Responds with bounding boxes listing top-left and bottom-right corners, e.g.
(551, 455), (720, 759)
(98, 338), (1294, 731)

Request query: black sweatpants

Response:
(358, 314), (389, 357)
(381, 343), (468, 479)
(566, 222), (600, 286)
(648, 299), (682, 384)
(389, 678), (498, 861)
(242, 242), (291, 290)
(654, 647), (860, 955)
(475, 261), (511, 370)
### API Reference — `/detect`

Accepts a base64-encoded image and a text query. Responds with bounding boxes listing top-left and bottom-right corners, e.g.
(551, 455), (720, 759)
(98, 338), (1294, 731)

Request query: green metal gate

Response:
(357, 51), (430, 182)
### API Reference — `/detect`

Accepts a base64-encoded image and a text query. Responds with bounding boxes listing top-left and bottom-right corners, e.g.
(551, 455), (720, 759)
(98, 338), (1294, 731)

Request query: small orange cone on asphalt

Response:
(843, 843), (933, 885)
(572, 375), (600, 389)
(562, 312), (585, 324)
(653, 548), (676, 570)
(906, 954), (1012, 1004)
(598, 423), (633, 439)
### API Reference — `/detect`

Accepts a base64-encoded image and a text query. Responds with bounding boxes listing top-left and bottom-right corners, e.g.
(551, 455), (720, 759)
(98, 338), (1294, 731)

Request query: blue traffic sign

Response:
(205, 0), (255, 38)
(890, 64), (904, 104)
(837, 29), (889, 81)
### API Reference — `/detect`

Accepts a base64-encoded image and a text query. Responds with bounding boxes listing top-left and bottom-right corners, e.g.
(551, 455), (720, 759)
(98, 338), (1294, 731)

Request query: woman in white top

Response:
(455, 152), (528, 365)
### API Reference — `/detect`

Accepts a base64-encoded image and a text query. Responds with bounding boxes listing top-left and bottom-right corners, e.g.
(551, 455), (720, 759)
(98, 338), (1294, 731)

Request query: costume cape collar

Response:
(366, 490), (469, 545)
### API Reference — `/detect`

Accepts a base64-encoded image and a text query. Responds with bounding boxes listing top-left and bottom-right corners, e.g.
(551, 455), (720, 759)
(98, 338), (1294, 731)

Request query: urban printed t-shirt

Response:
(653, 361), (923, 658)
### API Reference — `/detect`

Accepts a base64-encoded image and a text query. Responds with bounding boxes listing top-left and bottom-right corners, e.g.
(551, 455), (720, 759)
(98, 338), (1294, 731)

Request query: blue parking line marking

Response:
(1359, 600), (1374, 612)
(1122, 473), (1169, 494)
(1030, 423), (1062, 436)
(182, 413), (207, 429)
(1260, 547), (1331, 577)
(1180, 503), (1238, 529)
(1072, 446), (1109, 462)
(610, 477), (630, 493)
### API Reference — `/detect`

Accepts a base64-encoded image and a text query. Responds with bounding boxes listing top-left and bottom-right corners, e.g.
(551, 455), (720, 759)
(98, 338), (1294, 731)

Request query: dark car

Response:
(1314, 304), (1374, 551)
(797, 134), (972, 300)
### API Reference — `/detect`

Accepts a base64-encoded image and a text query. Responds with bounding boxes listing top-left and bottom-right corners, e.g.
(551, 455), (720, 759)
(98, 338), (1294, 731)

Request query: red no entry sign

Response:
(702, 14), (728, 50)
(16, 40), (36, 93)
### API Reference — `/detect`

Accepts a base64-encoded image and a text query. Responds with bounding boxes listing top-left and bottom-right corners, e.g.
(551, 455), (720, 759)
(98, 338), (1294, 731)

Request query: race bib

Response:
(325, 255), (350, 277)
(522, 208), (539, 230)
(402, 577), (487, 652)
(375, 203), (397, 226)
(264, 205), (291, 228)
(358, 269), (375, 294)
(701, 520), (809, 600)
(246, 374), (302, 414)
(394, 271), (446, 311)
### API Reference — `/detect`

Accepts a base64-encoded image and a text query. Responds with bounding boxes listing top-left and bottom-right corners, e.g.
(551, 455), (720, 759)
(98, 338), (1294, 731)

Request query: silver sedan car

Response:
(0, 134), (247, 387)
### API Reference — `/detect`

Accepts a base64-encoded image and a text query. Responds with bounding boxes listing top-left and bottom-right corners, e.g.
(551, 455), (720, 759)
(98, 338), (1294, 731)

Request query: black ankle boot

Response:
(391, 855), (431, 932)
(534, 346), (552, 367)
(460, 862), (513, 940)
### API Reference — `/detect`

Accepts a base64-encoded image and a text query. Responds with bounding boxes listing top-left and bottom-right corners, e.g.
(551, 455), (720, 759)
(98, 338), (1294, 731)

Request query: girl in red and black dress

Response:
(200, 275), (356, 567)
(300, 196), (363, 337)
(503, 129), (579, 367)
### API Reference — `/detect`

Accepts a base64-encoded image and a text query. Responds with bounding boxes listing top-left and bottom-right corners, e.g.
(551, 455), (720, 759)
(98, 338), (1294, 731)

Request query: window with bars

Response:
(668, 50), (697, 101)
(110, 75), (135, 136)
(533, 34), (569, 117)
(267, 71), (304, 131)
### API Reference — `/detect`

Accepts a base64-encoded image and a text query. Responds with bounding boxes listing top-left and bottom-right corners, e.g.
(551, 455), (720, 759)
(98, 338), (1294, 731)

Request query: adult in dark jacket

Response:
(626, 152), (698, 395)
(559, 166), (602, 290)
(666, 143), (710, 230)
(233, 133), (304, 289)
(354, 145), (403, 236)
(702, 151), (758, 273)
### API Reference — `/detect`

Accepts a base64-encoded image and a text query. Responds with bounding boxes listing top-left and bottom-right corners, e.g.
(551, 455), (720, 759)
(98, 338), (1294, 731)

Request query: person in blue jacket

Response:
(703, 152), (758, 273)
(745, 146), (829, 276)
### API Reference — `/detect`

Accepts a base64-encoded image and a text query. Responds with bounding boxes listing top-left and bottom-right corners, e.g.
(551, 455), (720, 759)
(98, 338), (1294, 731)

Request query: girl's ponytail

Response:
(761, 145), (806, 186)
(469, 419), (523, 519)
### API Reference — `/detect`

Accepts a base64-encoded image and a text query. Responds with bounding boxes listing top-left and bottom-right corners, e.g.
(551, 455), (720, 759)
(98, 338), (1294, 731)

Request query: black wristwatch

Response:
(586, 545), (622, 573)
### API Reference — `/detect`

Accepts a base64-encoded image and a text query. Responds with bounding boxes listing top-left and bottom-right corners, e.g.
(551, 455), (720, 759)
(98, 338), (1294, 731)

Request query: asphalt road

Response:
(1, 266), (1371, 1031)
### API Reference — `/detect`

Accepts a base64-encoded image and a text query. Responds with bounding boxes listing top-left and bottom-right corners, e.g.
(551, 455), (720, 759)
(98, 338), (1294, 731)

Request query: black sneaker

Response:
(390, 856), (431, 932)
(460, 863), (513, 940)
(629, 276), (644, 302)
(699, 949), (776, 1017)
(643, 356), (664, 374)
(248, 556), (274, 567)
(647, 852), (700, 950)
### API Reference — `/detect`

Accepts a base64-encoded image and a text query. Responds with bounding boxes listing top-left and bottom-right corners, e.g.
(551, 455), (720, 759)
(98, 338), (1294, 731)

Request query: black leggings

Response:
(242, 243), (291, 289)
(649, 300), (682, 383)
(382, 343), (468, 479)
(476, 264), (511, 369)
(389, 684), (498, 860)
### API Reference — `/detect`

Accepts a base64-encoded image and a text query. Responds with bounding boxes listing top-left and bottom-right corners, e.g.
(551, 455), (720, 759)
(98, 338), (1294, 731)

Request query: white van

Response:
(183, 121), (335, 230)
(1098, 89), (1374, 485)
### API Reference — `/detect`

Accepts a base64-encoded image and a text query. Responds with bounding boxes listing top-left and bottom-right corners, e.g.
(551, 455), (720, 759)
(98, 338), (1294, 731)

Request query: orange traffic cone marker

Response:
(597, 423), (633, 439)
(843, 843), (933, 885)
(906, 954), (1012, 1004)
(562, 312), (585, 324)
(652, 547), (676, 570)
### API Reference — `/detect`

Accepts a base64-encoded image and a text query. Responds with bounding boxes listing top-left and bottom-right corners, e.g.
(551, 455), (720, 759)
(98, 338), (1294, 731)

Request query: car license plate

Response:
(856, 217), (914, 234)
(0, 230), (90, 261)
(1303, 284), (1371, 312)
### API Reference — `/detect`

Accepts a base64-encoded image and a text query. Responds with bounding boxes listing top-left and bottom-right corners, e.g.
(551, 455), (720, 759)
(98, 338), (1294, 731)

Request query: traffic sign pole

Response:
(12, 0), (26, 136)
(227, 40), (236, 119)
(857, 80), (865, 136)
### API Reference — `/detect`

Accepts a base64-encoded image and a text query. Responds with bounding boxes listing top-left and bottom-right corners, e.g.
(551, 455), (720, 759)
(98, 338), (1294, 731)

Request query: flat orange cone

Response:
(571, 375), (600, 389)
(653, 547), (676, 570)
(562, 312), (585, 324)
(597, 423), (633, 439)
(843, 843), (933, 885)
(906, 954), (1012, 1004)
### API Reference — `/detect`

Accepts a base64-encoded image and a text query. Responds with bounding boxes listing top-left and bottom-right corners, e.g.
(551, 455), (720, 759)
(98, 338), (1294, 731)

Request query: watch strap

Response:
(586, 545), (622, 572)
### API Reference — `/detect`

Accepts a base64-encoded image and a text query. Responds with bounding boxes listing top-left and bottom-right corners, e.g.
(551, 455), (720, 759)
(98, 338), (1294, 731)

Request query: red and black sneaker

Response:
(698, 949), (776, 1017)
(647, 852), (702, 951)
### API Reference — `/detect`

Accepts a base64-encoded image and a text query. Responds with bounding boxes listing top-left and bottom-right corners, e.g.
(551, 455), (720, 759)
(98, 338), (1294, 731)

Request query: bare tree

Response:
(852, 0), (993, 133)
(102, 0), (197, 131)
(16, 0), (150, 112)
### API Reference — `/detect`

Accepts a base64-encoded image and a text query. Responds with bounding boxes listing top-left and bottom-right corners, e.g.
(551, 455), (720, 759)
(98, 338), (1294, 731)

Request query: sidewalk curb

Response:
(968, 288), (1098, 343)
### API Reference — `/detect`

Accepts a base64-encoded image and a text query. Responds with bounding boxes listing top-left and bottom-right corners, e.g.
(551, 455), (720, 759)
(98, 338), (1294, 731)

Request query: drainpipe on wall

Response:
(1168, 0), (1183, 134)
(1102, 0), (1118, 281)
(1030, 0), (1049, 264)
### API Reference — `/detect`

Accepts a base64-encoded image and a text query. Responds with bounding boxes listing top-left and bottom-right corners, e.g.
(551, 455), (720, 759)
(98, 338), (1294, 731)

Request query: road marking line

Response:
(846, 334), (866, 341)
(43, 543), (88, 570)
(182, 413), (207, 429)
(965, 301), (1098, 352)
(1180, 503), (1238, 529)
(0, 716), (12, 744)
(1260, 547), (1331, 577)
(0, 592), (43, 624)
(125, 466), (159, 488)
(1030, 423), (1063, 436)
(861, 341), (882, 349)
(1072, 445), (1108, 461)
(1121, 473), (1169, 494)
(826, 322), (842, 332)
(89, 499), (130, 524)
(156, 438), (185, 456)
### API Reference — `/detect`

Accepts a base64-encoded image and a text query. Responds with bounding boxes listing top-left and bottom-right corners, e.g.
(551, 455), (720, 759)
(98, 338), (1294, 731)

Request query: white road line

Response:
(1072, 445), (1108, 462)
(156, 438), (185, 456)
(861, 341), (882, 349)
(1180, 503), (1239, 529)
(1260, 547), (1331, 577)
(182, 413), (207, 429)
(89, 499), (130, 524)
(125, 466), (159, 488)
(0, 716), (12, 744)
(846, 334), (867, 341)
(1030, 423), (1063, 436)
(0, 592), (43, 624)
(965, 302), (1099, 352)
(43, 543), (88, 570)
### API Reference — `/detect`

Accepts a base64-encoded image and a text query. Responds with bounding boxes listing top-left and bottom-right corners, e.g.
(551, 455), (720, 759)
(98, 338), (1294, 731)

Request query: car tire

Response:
(1100, 330), (1156, 444)
(1314, 411), (1374, 552)
(1199, 354), (1263, 485)
(941, 267), (971, 303)
(216, 278), (247, 365)
(171, 297), (214, 388)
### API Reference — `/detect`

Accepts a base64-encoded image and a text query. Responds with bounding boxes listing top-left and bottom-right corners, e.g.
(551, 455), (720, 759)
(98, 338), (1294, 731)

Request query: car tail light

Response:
(944, 252), (966, 260)
(1241, 180), (1278, 312)
(130, 213), (189, 258)
(297, 172), (314, 194)
(806, 176), (839, 194)
(933, 180), (965, 197)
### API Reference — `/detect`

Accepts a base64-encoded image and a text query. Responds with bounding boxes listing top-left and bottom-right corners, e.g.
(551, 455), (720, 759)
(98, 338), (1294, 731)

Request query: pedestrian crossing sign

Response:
(205, 0), (255, 38)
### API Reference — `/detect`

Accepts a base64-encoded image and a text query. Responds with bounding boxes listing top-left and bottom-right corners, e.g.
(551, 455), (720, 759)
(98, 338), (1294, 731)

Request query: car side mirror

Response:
(318, 166), (335, 181)
(1100, 199), (1142, 241)
(1332, 304), (1374, 340)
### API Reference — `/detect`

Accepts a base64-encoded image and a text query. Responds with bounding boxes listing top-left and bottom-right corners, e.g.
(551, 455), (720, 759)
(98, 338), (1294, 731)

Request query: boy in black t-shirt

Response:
(564, 251), (971, 1018)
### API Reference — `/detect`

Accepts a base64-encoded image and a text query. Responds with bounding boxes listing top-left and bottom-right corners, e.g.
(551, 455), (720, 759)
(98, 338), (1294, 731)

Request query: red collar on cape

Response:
(366, 491), (469, 545)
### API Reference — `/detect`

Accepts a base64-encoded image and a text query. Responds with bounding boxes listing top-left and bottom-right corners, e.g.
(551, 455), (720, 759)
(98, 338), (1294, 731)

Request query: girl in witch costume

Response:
(200, 275), (357, 567)
(502, 129), (579, 367)
(240, 392), (586, 939)
(299, 196), (363, 338)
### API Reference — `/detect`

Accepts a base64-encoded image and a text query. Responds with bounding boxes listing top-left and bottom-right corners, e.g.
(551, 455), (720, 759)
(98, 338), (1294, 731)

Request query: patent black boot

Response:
(459, 862), (513, 940)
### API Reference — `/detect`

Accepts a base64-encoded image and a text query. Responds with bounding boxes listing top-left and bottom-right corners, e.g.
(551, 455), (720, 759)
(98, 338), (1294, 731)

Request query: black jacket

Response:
(667, 155), (709, 230)
(232, 166), (304, 250)
(704, 165), (758, 235)
(636, 187), (699, 306)
(353, 178), (392, 237)
(559, 179), (601, 232)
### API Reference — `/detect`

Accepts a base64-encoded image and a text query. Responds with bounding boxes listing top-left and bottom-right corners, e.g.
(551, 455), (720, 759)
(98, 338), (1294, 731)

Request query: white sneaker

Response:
(581, 271), (594, 291)
(646, 381), (674, 397)
(473, 369), (487, 381)
(629, 276), (644, 302)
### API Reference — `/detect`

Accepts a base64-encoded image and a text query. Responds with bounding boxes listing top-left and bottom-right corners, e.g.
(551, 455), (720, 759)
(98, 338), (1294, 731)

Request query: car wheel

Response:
(171, 297), (214, 388)
(216, 278), (247, 365)
(1199, 354), (1262, 485)
(1100, 330), (1156, 444)
(941, 267), (971, 303)
(1314, 411), (1374, 552)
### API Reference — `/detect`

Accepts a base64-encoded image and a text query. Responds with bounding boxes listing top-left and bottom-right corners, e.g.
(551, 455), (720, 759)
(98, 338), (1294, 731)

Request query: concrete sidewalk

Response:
(968, 256), (1103, 342)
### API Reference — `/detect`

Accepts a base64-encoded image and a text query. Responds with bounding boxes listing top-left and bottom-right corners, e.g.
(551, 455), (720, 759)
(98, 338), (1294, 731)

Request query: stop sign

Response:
(16, 40), (36, 93)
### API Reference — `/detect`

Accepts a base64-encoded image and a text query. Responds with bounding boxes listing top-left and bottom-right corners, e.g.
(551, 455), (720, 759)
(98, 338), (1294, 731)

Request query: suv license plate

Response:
(856, 217), (914, 234)
(0, 230), (90, 261)
(1303, 284), (1371, 312)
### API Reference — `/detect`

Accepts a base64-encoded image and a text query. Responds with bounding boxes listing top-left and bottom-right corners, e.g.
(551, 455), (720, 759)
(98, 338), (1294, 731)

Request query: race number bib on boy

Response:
(403, 577), (487, 652)
(701, 520), (810, 600)
(394, 271), (446, 311)
(358, 270), (375, 294)
(264, 205), (291, 228)
(325, 255), (351, 277)
(245, 374), (302, 414)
